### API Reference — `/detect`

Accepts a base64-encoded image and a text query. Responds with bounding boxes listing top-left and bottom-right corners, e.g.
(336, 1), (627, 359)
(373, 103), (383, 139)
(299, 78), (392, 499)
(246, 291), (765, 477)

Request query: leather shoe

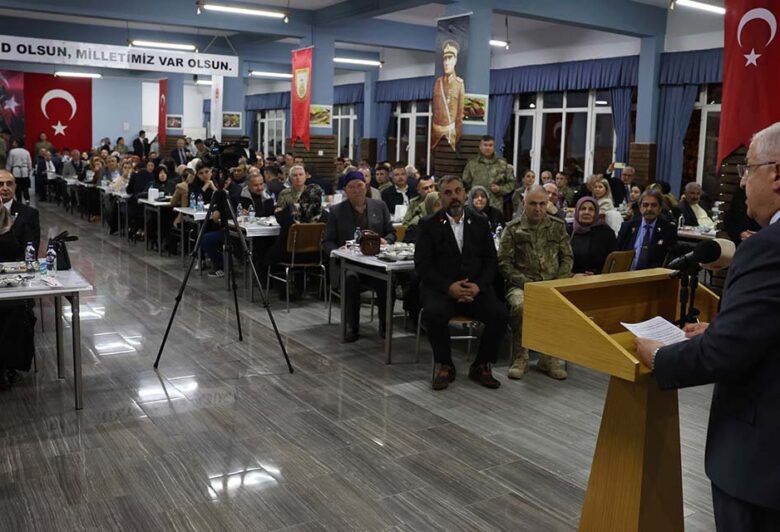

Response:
(468, 363), (501, 389)
(432, 364), (456, 391)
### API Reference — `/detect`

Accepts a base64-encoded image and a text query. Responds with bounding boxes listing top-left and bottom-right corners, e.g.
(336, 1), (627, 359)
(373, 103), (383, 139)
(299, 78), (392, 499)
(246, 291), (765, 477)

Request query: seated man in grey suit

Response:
(324, 171), (396, 342)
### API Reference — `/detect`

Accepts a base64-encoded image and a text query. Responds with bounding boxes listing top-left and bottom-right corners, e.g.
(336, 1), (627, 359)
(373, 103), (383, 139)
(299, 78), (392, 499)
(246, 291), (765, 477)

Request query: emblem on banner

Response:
(295, 67), (309, 100)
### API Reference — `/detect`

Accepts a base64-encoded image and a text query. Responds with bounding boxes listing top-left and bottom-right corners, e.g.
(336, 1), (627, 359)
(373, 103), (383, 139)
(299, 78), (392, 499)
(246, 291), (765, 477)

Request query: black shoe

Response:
(344, 328), (359, 343)
(468, 363), (501, 389)
(378, 322), (386, 339)
(432, 364), (456, 391)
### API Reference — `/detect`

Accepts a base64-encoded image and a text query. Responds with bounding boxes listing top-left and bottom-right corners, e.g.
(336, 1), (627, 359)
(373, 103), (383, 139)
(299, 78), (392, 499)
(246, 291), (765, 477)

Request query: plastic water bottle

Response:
(158, 189), (165, 200)
(353, 227), (362, 250)
(24, 242), (36, 272)
(247, 204), (256, 224)
(46, 245), (57, 275)
(495, 225), (503, 240)
(189, 192), (195, 209)
(197, 194), (204, 212)
(271, 193), (277, 204)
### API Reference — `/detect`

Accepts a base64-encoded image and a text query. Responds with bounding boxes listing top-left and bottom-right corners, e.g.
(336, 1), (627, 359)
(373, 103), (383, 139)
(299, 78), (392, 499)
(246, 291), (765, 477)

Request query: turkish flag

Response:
(291, 47), (312, 151)
(719, 1), (780, 164)
(158, 79), (167, 150)
(0, 70), (25, 143)
(24, 73), (91, 154)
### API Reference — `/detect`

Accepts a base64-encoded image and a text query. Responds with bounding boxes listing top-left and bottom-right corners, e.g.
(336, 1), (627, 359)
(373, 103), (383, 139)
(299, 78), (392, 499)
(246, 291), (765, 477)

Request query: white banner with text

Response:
(0, 34), (239, 77)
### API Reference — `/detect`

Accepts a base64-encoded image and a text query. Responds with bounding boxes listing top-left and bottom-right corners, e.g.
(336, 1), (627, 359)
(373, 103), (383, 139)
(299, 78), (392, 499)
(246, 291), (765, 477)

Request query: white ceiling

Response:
(241, 0), (343, 8)
(375, 3), (445, 26)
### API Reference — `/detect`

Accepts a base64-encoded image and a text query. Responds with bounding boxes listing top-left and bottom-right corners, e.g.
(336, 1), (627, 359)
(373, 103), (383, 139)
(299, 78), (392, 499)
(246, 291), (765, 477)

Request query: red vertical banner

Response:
(24, 73), (92, 153)
(718, 1), (780, 164)
(158, 78), (168, 150)
(291, 47), (312, 151)
(0, 70), (25, 143)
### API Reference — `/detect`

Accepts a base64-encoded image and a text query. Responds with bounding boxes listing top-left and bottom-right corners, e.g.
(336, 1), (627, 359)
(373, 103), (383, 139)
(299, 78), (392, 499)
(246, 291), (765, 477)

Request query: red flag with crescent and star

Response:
(0, 70), (25, 143)
(23, 73), (91, 153)
(719, 1), (780, 164)
(158, 79), (167, 150)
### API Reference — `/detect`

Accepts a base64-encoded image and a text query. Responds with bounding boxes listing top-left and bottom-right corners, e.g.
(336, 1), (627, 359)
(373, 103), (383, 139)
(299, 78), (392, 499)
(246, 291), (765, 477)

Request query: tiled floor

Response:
(0, 203), (716, 531)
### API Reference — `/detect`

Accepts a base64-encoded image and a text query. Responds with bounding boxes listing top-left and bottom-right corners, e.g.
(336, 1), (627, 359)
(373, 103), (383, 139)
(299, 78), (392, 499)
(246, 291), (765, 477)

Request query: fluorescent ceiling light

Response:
(196, 79), (212, 85)
(334, 57), (382, 67)
(200, 3), (285, 18)
(55, 71), (102, 78)
(249, 70), (292, 79)
(489, 39), (509, 48)
(131, 40), (196, 51)
(674, 0), (725, 14)
(596, 100), (609, 105)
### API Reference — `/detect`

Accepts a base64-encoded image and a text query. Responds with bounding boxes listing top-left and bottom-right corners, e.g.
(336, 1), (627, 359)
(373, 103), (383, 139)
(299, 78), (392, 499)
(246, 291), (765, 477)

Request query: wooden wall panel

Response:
(360, 138), (377, 165)
(432, 135), (481, 177)
(286, 135), (338, 181)
(628, 143), (656, 187)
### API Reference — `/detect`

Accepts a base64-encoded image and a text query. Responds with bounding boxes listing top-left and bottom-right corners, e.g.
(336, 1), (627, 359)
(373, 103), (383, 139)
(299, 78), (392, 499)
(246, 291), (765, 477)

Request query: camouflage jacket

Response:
(462, 154), (514, 210)
(276, 187), (302, 210)
(402, 195), (426, 227)
(498, 214), (573, 290)
(377, 181), (393, 192)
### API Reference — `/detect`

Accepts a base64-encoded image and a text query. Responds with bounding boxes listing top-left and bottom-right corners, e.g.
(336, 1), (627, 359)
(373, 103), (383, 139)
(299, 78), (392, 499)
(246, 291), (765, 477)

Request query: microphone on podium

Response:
(668, 238), (735, 272)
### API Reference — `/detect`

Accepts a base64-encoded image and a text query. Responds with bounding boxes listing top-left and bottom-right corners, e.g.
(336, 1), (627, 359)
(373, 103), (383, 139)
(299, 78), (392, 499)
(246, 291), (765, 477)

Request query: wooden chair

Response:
(601, 250), (635, 274)
(266, 223), (326, 312)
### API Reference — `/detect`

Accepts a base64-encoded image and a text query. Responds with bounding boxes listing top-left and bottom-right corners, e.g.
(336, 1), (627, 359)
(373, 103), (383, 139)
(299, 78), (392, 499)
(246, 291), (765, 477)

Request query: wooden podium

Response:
(523, 269), (719, 532)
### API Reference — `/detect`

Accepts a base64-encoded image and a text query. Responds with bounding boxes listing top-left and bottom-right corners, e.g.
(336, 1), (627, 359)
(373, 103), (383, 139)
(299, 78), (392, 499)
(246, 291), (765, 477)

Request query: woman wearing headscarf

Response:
(144, 166), (176, 253)
(467, 185), (503, 233)
(570, 196), (617, 275)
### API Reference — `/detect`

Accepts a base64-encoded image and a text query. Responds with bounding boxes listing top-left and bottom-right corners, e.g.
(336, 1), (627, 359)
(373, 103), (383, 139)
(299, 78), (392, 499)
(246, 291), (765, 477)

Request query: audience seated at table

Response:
(467, 185), (503, 233)
(617, 189), (678, 270)
(170, 167), (195, 227)
(541, 183), (567, 224)
(679, 182), (714, 229)
(0, 171), (40, 253)
(624, 184), (642, 221)
(263, 165), (285, 200)
(381, 163), (418, 216)
(648, 181), (682, 222)
(373, 162), (392, 192)
(511, 170), (537, 214)
(402, 175), (436, 228)
(276, 165), (307, 210)
(570, 197), (617, 275)
(324, 172), (395, 342)
(34, 149), (61, 202)
(591, 177), (624, 235)
(239, 171), (275, 218)
(415, 175), (507, 390)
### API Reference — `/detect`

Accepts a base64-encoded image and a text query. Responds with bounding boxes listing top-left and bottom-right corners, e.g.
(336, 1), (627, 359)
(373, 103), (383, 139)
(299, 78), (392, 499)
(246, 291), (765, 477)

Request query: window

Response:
(507, 90), (617, 183)
(333, 104), (357, 159)
(388, 101), (432, 174)
(682, 84), (722, 195)
(256, 109), (286, 157)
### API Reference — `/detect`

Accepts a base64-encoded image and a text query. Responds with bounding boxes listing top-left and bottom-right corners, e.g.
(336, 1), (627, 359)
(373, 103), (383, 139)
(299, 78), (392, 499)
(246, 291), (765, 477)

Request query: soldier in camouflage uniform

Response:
(276, 164), (307, 210)
(462, 135), (515, 211)
(402, 176), (436, 228)
(498, 185), (574, 380)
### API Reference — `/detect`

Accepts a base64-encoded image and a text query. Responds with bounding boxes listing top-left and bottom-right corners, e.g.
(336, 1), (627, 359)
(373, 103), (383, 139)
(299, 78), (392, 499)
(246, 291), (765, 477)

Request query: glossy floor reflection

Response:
(0, 203), (716, 531)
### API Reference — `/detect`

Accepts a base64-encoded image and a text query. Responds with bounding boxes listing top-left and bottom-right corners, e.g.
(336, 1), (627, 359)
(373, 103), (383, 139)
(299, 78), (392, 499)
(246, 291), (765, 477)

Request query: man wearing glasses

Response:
(636, 121), (780, 531)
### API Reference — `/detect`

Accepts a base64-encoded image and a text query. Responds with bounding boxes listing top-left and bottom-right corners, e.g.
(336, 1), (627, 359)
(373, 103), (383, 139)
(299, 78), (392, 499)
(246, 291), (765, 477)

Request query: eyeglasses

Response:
(737, 161), (777, 179)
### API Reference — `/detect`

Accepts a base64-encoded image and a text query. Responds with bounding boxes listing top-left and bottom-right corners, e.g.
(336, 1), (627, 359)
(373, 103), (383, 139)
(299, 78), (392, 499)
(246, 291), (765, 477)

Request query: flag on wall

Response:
(718, 1), (780, 163)
(291, 47), (312, 150)
(158, 78), (168, 149)
(24, 73), (92, 153)
(210, 75), (223, 142)
(0, 70), (24, 143)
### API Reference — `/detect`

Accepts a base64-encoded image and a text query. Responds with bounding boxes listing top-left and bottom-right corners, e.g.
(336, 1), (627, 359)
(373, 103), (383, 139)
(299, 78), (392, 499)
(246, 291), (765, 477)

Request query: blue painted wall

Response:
(92, 77), (143, 147)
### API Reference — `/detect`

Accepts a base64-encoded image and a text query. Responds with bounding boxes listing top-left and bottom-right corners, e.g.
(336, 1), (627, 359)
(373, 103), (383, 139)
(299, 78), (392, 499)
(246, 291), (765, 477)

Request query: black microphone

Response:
(667, 238), (735, 271)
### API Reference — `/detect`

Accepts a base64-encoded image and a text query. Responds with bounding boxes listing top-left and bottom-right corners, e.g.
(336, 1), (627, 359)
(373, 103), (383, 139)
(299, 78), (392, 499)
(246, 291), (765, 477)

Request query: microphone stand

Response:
(671, 266), (702, 328)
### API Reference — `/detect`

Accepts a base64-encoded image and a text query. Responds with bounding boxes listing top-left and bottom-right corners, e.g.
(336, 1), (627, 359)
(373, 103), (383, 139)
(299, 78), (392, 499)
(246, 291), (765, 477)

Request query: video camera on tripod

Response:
(202, 137), (251, 177)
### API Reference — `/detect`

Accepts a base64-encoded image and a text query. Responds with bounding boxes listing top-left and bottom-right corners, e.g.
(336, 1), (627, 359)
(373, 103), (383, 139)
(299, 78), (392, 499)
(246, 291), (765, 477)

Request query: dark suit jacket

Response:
(133, 137), (149, 158)
(35, 159), (62, 180)
(171, 148), (190, 166)
(381, 186), (418, 216)
(9, 201), (41, 254)
(609, 177), (630, 206)
(414, 209), (497, 297)
(616, 216), (677, 268)
(323, 198), (396, 257)
(654, 219), (780, 510)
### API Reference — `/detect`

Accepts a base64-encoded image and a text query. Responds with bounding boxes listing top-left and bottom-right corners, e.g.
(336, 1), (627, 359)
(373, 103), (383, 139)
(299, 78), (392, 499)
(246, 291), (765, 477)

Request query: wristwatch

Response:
(651, 347), (662, 371)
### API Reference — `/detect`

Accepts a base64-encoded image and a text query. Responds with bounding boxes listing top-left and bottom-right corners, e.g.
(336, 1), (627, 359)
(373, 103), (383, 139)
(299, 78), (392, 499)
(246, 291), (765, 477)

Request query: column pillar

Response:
(632, 35), (662, 184)
(363, 68), (378, 164)
(222, 66), (247, 136)
(166, 73), (185, 136)
(301, 30), (335, 135)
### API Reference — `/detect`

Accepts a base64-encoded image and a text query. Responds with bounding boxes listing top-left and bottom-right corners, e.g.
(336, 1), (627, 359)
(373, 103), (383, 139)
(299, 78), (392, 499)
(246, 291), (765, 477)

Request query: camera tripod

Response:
(154, 188), (294, 373)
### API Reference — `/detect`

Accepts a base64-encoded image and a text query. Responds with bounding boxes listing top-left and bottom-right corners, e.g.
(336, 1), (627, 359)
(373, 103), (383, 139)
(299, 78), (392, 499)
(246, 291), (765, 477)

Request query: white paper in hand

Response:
(621, 316), (688, 346)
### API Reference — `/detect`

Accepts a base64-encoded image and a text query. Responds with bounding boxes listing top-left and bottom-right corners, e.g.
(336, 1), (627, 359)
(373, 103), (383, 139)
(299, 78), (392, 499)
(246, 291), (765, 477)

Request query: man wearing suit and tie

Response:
(414, 175), (507, 390)
(0, 170), (40, 253)
(133, 130), (151, 158)
(171, 138), (190, 166)
(324, 172), (396, 342)
(616, 188), (677, 270)
(636, 121), (780, 531)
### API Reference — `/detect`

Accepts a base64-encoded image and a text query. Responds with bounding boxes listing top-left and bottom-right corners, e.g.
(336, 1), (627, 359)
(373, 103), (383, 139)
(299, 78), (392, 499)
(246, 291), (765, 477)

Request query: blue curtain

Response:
(246, 110), (258, 148)
(245, 92), (290, 111)
(610, 87), (633, 169)
(490, 56), (638, 95)
(376, 76), (434, 102)
(656, 85), (699, 195)
(354, 102), (364, 160)
(660, 48), (723, 85)
(487, 94), (513, 157)
(334, 83), (364, 105)
(376, 102), (393, 162)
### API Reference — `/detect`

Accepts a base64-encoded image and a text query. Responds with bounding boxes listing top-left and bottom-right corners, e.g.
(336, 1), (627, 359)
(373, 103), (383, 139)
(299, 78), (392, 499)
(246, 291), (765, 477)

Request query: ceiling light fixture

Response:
(674, 0), (725, 14)
(249, 70), (292, 79)
(595, 100), (609, 105)
(334, 57), (383, 67)
(198, 2), (286, 19)
(55, 71), (102, 78)
(489, 40), (508, 48)
(196, 79), (213, 85)
(131, 40), (197, 51)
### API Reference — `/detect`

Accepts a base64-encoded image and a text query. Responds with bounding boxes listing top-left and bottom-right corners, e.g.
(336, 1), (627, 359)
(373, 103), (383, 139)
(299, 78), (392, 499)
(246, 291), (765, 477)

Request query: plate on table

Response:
(0, 274), (24, 288)
(0, 262), (26, 274)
